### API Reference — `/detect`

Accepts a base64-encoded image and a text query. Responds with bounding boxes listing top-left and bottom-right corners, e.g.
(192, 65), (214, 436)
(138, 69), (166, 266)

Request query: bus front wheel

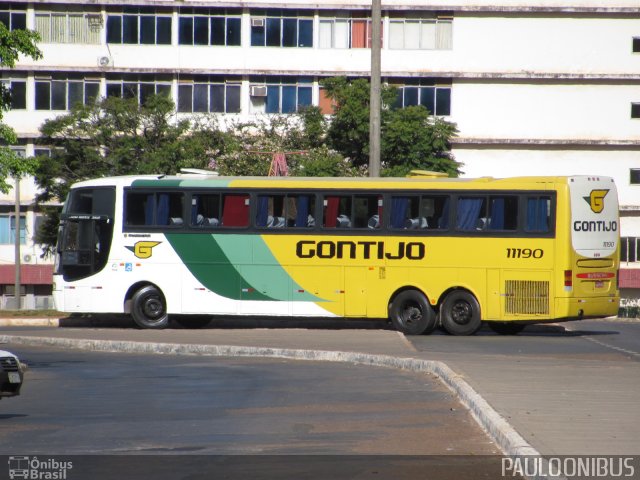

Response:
(131, 285), (169, 329)
(389, 290), (437, 335)
(440, 290), (482, 336)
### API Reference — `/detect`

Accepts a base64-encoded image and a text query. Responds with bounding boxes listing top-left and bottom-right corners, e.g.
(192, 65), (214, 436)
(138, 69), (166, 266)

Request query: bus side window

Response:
(323, 195), (351, 228)
(526, 196), (551, 233)
(125, 192), (152, 226)
(353, 195), (381, 229)
(389, 196), (414, 229)
(456, 197), (487, 231)
(221, 194), (249, 228)
(487, 196), (518, 231)
(191, 194), (221, 228)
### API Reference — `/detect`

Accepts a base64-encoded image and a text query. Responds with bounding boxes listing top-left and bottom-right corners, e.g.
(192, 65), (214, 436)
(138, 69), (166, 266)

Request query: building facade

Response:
(1, 0), (639, 310)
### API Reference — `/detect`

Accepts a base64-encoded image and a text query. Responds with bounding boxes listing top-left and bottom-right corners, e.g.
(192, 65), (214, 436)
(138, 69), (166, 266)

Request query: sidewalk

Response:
(1, 316), (639, 458)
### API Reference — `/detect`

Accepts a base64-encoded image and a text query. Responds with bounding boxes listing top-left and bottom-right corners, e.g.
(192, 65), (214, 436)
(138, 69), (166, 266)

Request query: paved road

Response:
(0, 343), (506, 479)
(1, 317), (639, 458)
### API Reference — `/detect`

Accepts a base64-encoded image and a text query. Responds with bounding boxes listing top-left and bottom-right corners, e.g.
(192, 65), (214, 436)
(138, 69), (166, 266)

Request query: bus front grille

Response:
(504, 280), (550, 315)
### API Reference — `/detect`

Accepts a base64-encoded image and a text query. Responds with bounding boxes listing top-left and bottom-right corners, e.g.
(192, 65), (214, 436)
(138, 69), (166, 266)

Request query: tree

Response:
(34, 95), (231, 251)
(381, 106), (460, 177)
(0, 22), (42, 192)
(321, 76), (460, 176)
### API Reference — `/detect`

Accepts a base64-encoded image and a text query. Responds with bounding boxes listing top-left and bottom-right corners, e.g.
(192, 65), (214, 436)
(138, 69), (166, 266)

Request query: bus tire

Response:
(389, 290), (437, 335)
(488, 322), (526, 335)
(131, 285), (169, 329)
(440, 290), (482, 336)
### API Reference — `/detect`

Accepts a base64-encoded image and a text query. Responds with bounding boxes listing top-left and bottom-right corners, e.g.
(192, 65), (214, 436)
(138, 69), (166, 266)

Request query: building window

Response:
(631, 168), (640, 185)
(35, 75), (100, 111)
(178, 8), (241, 46)
(177, 76), (241, 113)
(0, 6), (26, 31)
(106, 75), (171, 104)
(250, 10), (313, 48)
(250, 76), (312, 114)
(632, 103), (640, 119)
(1, 78), (26, 110)
(633, 37), (640, 53)
(392, 79), (452, 116)
(318, 14), (381, 49)
(388, 14), (452, 50)
(106, 7), (172, 45)
(621, 237), (639, 263)
(35, 10), (101, 44)
(0, 215), (26, 245)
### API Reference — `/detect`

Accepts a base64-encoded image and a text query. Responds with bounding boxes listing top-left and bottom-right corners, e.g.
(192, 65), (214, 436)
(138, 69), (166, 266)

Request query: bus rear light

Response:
(564, 270), (573, 288)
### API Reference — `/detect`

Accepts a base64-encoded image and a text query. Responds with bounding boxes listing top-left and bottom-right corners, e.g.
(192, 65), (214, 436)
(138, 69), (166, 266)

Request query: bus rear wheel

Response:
(389, 290), (436, 335)
(440, 290), (482, 336)
(131, 285), (169, 329)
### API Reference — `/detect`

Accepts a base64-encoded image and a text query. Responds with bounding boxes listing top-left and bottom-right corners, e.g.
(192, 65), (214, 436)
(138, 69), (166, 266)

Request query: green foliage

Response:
(381, 106), (461, 177)
(35, 95), (231, 248)
(0, 23), (42, 190)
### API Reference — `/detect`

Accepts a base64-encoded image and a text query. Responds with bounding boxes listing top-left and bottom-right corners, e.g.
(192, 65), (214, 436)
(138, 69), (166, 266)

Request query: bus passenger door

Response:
(485, 269), (502, 320)
(344, 267), (367, 317)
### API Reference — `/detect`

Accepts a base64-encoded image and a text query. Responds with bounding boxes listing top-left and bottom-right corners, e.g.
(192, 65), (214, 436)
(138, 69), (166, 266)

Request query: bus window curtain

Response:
(391, 197), (409, 229)
(157, 194), (170, 225)
(144, 194), (155, 225)
(222, 195), (249, 227)
(256, 196), (269, 227)
(295, 196), (309, 227)
(527, 198), (549, 231)
(438, 199), (450, 229)
(456, 198), (483, 231)
(324, 196), (339, 228)
(489, 198), (505, 230)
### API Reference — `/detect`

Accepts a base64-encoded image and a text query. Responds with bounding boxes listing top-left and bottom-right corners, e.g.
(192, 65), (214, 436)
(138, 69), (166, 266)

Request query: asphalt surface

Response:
(1, 316), (639, 461)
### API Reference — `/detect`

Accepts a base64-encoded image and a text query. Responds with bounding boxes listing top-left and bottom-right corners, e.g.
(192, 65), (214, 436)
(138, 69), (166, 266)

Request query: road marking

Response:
(565, 325), (640, 357)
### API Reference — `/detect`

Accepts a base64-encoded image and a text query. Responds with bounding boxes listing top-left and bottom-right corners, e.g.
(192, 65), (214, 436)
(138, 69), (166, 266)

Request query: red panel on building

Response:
(619, 268), (640, 289)
(0, 265), (54, 285)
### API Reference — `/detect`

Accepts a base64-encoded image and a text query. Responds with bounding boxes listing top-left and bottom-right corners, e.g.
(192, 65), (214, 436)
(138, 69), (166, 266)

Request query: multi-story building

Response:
(1, 0), (638, 310)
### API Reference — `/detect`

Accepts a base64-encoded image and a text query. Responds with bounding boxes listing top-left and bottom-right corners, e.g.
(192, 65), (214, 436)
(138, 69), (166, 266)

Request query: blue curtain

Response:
(391, 197), (409, 228)
(456, 198), (483, 231)
(489, 198), (505, 230)
(144, 194), (155, 225)
(295, 196), (309, 227)
(438, 199), (450, 229)
(256, 196), (269, 227)
(157, 194), (170, 225)
(527, 198), (549, 231)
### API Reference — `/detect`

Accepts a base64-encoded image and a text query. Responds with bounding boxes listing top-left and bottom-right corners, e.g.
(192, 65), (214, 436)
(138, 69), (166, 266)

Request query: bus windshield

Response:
(57, 187), (116, 281)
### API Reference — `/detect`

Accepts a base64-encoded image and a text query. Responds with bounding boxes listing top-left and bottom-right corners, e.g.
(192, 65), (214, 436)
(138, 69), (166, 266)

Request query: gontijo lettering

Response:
(296, 240), (426, 260)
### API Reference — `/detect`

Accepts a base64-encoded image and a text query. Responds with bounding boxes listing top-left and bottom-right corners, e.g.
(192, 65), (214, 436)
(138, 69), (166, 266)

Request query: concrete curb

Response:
(0, 334), (553, 473)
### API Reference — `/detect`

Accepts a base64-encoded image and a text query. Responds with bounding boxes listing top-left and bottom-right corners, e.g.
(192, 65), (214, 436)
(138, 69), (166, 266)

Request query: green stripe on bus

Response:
(165, 233), (320, 302)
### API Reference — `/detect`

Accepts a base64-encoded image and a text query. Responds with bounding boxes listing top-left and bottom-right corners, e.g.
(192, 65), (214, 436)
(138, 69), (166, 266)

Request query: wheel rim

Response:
(451, 300), (473, 325)
(401, 302), (422, 327)
(142, 295), (164, 320)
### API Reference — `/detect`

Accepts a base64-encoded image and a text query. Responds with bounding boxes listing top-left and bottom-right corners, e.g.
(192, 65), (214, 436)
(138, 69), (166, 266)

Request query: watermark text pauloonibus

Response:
(502, 456), (636, 479)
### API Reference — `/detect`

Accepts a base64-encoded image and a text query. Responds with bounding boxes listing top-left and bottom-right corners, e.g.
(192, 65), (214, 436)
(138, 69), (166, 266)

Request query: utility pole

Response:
(369, 0), (381, 177)
(13, 176), (21, 310)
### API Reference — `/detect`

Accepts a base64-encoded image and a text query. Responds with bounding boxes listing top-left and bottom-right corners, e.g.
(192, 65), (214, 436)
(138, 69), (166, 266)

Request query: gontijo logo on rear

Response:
(570, 177), (618, 258)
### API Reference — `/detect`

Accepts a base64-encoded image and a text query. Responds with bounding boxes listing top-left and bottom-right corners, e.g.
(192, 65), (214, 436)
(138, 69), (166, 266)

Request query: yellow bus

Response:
(52, 173), (620, 335)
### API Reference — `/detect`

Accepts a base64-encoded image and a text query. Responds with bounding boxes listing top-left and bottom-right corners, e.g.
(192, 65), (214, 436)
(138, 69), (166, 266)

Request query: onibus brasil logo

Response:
(8, 456), (73, 479)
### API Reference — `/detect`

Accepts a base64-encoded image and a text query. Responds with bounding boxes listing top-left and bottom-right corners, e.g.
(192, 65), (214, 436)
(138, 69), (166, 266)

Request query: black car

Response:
(0, 350), (24, 399)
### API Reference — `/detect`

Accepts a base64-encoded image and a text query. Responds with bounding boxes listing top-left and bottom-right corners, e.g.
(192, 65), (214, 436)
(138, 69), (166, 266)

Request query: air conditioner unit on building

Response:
(97, 56), (112, 67)
(250, 85), (268, 97)
(251, 18), (265, 27)
(22, 254), (32, 264)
